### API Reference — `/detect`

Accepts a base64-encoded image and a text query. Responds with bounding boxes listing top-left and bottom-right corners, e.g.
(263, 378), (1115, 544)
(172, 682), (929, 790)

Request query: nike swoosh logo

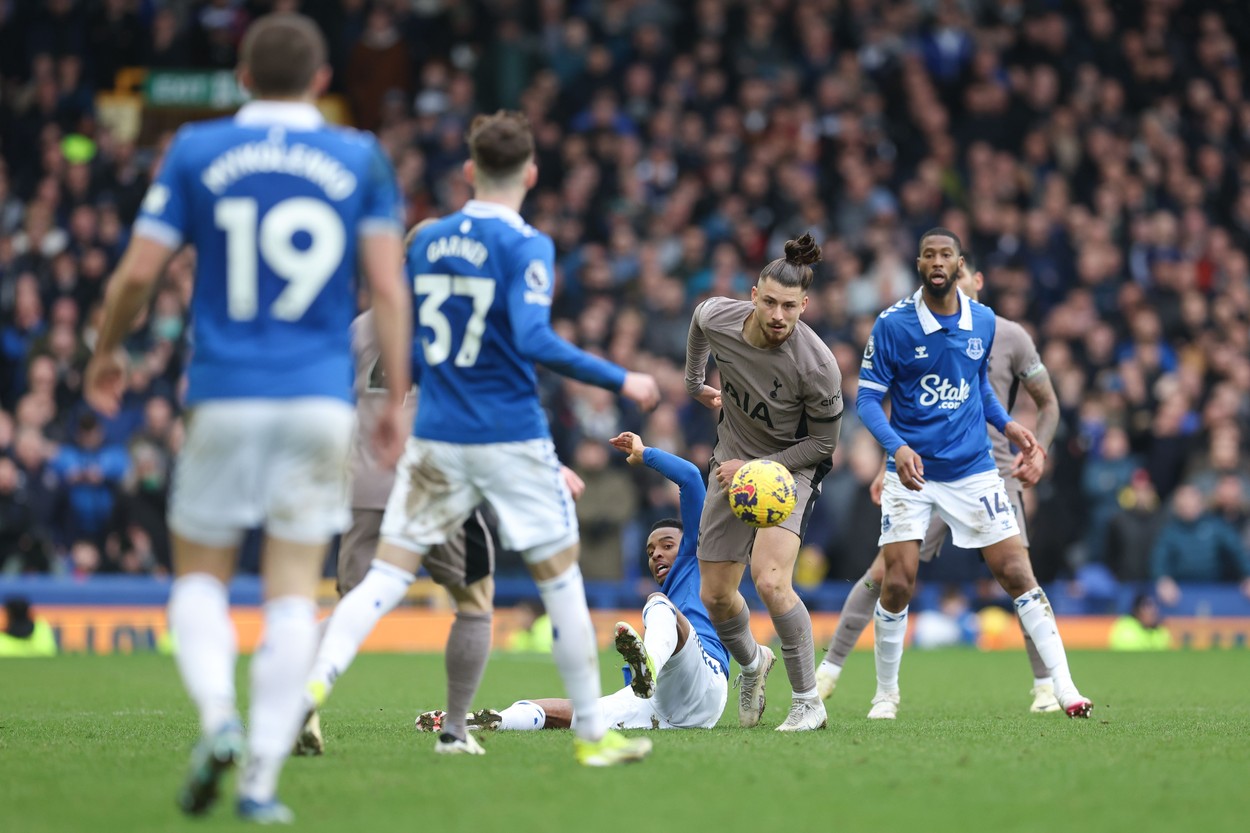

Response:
(714, 353), (733, 364)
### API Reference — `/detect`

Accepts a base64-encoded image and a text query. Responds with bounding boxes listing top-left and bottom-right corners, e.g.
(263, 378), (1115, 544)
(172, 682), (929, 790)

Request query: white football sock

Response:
(1014, 588), (1075, 693)
(498, 700), (547, 731)
(641, 599), (679, 673)
(1034, 676), (1053, 688)
(535, 565), (606, 741)
(307, 561), (413, 702)
(239, 596), (318, 804)
(873, 601), (908, 694)
(741, 645), (763, 675)
(168, 574), (238, 735)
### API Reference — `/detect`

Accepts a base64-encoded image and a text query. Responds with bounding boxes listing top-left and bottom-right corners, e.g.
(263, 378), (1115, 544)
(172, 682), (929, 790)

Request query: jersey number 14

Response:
(414, 274), (495, 368)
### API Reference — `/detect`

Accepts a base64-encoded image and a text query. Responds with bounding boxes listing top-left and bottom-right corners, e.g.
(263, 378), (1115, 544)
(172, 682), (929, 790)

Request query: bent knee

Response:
(700, 586), (737, 615)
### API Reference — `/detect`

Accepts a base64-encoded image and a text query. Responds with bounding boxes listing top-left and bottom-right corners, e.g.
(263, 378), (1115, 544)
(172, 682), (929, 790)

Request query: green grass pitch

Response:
(3, 649), (1248, 833)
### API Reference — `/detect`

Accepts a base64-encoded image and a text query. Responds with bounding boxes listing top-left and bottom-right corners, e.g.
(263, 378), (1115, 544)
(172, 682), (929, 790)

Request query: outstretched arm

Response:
(609, 432), (705, 532)
(508, 243), (657, 408)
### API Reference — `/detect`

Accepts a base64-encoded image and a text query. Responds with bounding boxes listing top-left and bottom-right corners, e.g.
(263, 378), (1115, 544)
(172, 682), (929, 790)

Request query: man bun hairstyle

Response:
(239, 12), (327, 98)
(467, 110), (535, 182)
(919, 227), (963, 255)
(760, 232), (821, 291)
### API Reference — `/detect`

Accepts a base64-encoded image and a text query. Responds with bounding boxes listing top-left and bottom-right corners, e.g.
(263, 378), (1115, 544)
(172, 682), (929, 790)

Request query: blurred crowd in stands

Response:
(1, 0), (1249, 609)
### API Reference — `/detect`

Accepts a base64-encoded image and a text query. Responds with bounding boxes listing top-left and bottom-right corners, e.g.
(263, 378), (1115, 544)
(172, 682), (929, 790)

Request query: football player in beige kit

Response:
(685, 233), (844, 732)
(816, 260), (1066, 714)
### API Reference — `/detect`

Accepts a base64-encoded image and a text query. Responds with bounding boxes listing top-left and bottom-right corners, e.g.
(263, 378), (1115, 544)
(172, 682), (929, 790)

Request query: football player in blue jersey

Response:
(414, 431), (730, 734)
(856, 228), (1092, 721)
(84, 13), (412, 824)
(307, 110), (660, 766)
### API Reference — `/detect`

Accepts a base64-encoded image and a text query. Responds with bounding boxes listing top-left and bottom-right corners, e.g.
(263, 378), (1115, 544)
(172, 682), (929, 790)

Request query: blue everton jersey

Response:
(134, 101), (403, 405)
(859, 289), (1011, 482)
(643, 447), (729, 677)
(408, 200), (626, 444)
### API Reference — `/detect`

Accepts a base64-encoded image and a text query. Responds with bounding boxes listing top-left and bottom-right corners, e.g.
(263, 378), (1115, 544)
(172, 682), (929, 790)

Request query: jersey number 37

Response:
(414, 274), (496, 368)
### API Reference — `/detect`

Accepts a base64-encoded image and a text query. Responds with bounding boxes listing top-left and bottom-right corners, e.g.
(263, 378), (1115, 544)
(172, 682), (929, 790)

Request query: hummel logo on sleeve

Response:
(914, 346), (928, 359)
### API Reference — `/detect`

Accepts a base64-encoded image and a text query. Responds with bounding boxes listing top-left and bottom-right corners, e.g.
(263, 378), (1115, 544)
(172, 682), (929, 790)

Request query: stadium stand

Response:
(1, 0), (1248, 618)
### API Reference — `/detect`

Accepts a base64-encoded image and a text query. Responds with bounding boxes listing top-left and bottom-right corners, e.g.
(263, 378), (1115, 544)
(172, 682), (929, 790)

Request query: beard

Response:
(922, 272), (955, 297)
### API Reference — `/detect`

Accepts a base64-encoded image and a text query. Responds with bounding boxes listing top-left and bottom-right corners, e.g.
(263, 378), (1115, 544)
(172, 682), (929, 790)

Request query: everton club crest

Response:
(965, 337), (985, 360)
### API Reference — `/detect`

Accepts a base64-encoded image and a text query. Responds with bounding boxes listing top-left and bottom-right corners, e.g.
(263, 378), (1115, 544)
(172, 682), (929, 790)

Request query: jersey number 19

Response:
(216, 196), (346, 322)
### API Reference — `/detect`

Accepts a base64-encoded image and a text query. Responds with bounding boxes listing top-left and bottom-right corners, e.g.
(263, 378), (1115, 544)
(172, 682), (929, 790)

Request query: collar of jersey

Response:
(234, 101), (325, 130)
(463, 199), (525, 226)
(912, 287), (972, 334)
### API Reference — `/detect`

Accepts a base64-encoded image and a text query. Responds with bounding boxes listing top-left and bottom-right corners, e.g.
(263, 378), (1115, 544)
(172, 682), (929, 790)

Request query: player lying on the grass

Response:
(856, 227), (1092, 720)
(817, 260), (1066, 714)
(417, 432), (730, 733)
(295, 293), (586, 756)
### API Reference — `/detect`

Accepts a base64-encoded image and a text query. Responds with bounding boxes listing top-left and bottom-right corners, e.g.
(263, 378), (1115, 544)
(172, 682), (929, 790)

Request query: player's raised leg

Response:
(306, 543), (421, 709)
(981, 536), (1092, 718)
(617, 593), (689, 699)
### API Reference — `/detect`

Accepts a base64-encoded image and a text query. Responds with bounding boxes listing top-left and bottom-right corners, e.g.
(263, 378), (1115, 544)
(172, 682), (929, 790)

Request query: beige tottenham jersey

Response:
(988, 316), (1045, 475)
(685, 297), (844, 474)
(349, 311), (418, 509)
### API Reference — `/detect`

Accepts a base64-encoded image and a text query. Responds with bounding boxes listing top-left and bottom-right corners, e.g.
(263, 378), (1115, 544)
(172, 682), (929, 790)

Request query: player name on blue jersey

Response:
(859, 288), (1012, 482)
(407, 200), (626, 445)
(134, 101), (404, 406)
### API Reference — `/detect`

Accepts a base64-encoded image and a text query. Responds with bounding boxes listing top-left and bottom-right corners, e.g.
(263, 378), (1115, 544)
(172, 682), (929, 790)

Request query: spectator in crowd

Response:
(1108, 594), (1171, 651)
(1080, 426), (1139, 561)
(0, 1), (1247, 606)
(49, 413), (129, 549)
(1101, 469), (1164, 584)
(0, 596), (57, 657)
(0, 456), (46, 573)
(1152, 485), (1250, 606)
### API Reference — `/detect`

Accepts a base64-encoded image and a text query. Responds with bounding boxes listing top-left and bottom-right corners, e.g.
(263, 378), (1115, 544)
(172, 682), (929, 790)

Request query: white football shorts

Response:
(878, 469), (1020, 551)
(917, 479), (1029, 560)
(380, 437), (577, 561)
(169, 398), (354, 547)
(577, 631), (728, 731)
